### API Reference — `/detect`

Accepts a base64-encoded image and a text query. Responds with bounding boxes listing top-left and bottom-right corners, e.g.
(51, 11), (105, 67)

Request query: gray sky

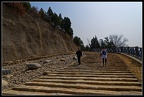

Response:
(30, 2), (142, 47)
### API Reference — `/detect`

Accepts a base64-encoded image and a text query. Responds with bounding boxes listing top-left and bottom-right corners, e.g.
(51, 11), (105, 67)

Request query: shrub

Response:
(4, 2), (26, 16)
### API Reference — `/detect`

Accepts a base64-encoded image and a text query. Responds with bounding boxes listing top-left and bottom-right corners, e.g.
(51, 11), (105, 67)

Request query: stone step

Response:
(62, 66), (129, 71)
(5, 85), (141, 95)
(51, 72), (134, 75)
(57, 70), (132, 73)
(24, 81), (142, 91)
(40, 76), (138, 82)
(2, 90), (71, 95)
(2, 53), (142, 96)
(46, 74), (136, 78)
(64, 66), (129, 68)
(33, 79), (141, 86)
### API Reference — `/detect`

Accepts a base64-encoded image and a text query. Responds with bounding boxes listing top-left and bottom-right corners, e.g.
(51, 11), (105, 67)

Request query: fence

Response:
(93, 46), (142, 60)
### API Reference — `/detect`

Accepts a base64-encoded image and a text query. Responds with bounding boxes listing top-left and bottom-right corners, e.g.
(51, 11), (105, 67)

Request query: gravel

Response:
(2, 54), (76, 90)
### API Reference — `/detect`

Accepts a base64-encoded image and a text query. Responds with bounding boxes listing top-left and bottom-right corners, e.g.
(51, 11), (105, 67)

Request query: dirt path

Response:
(2, 52), (142, 95)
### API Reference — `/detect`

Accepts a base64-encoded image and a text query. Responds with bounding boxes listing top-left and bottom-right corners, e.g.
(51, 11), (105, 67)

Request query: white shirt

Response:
(101, 49), (107, 58)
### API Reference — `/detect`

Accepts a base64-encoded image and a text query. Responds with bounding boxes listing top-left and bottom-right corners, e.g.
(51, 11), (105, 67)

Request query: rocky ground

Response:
(2, 53), (78, 90)
(2, 52), (142, 92)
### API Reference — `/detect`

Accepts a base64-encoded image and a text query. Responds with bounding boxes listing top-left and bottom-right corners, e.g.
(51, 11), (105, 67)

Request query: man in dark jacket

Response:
(76, 48), (82, 65)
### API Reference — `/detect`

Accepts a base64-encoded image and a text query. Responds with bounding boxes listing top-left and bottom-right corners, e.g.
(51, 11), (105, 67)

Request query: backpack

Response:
(102, 50), (106, 55)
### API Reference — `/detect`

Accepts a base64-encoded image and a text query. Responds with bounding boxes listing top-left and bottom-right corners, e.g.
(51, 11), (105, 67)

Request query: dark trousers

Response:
(102, 58), (107, 65)
(77, 56), (81, 64)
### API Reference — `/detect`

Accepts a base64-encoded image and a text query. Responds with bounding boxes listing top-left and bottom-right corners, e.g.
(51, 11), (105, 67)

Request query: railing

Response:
(93, 46), (142, 60)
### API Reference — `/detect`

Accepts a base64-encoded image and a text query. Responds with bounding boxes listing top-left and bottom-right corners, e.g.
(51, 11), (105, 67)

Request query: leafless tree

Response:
(109, 34), (128, 47)
(87, 38), (91, 48)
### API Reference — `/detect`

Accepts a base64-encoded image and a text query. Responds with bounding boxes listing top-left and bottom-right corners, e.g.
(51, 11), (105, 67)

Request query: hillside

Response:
(2, 4), (77, 63)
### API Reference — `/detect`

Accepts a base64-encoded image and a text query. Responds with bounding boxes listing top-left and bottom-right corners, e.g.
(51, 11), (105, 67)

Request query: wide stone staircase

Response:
(2, 62), (142, 96)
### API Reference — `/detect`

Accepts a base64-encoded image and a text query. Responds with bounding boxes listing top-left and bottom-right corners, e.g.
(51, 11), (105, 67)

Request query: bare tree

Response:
(109, 34), (128, 47)
(87, 38), (91, 48)
(87, 38), (93, 51)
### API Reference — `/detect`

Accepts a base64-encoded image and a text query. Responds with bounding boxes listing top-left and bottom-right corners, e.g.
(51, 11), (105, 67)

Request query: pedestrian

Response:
(100, 47), (107, 66)
(76, 47), (82, 65)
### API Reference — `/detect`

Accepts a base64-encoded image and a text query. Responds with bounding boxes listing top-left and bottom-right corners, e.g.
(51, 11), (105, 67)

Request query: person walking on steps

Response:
(100, 47), (107, 66)
(76, 47), (82, 65)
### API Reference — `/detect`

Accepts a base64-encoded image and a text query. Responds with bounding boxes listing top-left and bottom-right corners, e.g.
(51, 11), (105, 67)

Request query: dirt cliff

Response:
(2, 4), (77, 62)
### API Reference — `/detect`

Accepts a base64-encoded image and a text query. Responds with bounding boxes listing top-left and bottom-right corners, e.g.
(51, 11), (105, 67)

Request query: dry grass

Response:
(82, 52), (142, 84)
(116, 54), (142, 84)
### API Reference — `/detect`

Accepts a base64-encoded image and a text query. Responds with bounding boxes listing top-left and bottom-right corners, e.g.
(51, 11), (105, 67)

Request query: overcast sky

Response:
(30, 2), (142, 47)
